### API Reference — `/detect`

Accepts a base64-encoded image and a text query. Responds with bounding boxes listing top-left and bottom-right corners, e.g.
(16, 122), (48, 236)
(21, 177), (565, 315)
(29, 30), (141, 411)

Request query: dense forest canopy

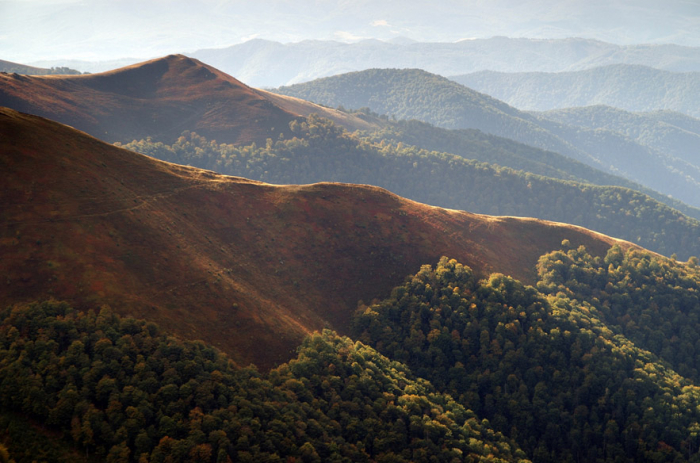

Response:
(120, 116), (700, 260)
(0, 301), (527, 463)
(353, 248), (700, 462)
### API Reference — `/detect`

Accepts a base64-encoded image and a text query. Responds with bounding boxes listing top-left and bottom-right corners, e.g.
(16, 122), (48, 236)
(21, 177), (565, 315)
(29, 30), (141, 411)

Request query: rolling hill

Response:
(0, 54), (377, 146)
(0, 107), (636, 369)
(450, 64), (700, 117)
(0, 58), (81, 75)
(276, 68), (700, 210)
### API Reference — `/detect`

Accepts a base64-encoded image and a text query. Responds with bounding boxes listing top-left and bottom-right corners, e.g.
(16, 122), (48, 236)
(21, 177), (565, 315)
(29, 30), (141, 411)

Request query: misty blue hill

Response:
(451, 64), (700, 117)
(534, 106), (700, 168)
(275, 68), (700, 211)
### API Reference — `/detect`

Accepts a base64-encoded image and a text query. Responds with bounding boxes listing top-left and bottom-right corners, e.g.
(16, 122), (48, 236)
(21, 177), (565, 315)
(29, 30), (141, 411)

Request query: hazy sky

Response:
(2, 0), (699, 64)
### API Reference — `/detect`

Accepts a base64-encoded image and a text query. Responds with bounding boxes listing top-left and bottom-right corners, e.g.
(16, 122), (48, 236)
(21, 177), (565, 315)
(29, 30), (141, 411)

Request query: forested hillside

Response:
(358, 119), (700, 220)
(275, 69), (700, 210)
(0, 301), (527, 462)
(121, 116), (700, 260)
(450, 65), (700, 117)
(535, 106), (700, 168)
(353, 248), (700, 462)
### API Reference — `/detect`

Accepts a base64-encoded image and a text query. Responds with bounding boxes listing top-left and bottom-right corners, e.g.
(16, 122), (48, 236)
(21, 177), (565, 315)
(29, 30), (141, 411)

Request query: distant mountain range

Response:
(276, 68), (700, 210)
(451, 64), (700, 117)
(7, 0), (700, 64)
(25, 37), (700, 88)
(0, 54), (378, 145)
(185, 38), (700, 87)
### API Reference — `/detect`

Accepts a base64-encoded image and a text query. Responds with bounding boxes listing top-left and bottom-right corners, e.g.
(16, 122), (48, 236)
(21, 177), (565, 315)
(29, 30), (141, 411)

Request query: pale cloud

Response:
(239, 33), (260, 42)
(334, 31), (367, 41)
(371, 19), (390, 27)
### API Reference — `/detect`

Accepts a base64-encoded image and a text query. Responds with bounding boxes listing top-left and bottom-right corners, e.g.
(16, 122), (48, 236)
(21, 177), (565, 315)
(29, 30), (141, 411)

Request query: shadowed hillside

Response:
(0, 55), (376, 146)
(276, 68), (700, 210)
(0, 107), (635, 368)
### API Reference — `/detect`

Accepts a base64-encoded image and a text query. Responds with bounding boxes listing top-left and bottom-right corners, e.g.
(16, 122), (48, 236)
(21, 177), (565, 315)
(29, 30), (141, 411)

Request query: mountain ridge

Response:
(188, 37), (700, 88)
(0, 106), (636, 368)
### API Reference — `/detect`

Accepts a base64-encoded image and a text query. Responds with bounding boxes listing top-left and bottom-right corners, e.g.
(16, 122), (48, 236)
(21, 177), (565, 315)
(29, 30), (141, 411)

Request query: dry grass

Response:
(0, 107), (636, 369)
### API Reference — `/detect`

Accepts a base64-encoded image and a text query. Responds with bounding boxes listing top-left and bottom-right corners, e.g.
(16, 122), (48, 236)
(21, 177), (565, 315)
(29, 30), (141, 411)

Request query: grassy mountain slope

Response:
(122, 116), (700, 260)
(0, 55), (377, 146)
(276, 68), (700, 210)
(2, 107), (634, 369)
(451, 64), (700, 117)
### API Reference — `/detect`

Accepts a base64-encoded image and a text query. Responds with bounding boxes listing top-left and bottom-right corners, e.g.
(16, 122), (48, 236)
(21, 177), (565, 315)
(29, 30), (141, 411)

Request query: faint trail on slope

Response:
(2, 182), (211, 226)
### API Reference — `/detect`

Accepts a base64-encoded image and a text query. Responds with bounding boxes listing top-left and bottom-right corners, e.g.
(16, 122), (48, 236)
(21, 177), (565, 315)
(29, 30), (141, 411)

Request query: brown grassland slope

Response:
(0, 107), (637, 368)
(0, 54), (376, 146)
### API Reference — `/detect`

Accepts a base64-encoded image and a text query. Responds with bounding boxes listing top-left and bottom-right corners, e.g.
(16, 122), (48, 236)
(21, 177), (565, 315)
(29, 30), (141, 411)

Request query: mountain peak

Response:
(0, 55), (379, 145)
(74, 53), (246, 98)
